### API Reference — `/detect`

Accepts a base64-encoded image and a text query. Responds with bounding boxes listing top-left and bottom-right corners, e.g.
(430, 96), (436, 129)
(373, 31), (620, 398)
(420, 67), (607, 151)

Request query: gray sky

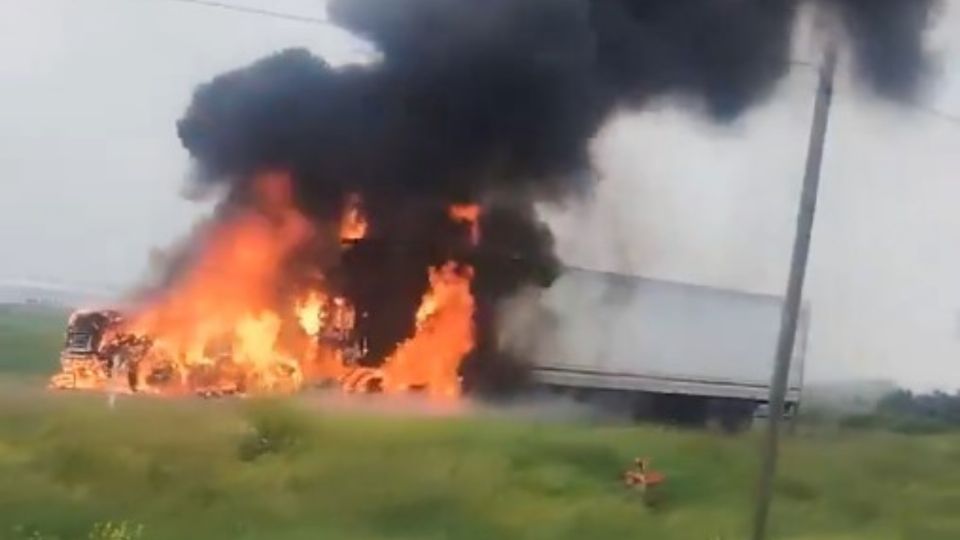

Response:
(2, 0), (959, 390)
(0, 0), (367, 290)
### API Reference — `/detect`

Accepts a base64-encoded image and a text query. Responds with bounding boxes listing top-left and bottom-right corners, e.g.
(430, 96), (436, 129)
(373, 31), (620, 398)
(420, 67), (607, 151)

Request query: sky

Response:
(1, 0), (959, 390)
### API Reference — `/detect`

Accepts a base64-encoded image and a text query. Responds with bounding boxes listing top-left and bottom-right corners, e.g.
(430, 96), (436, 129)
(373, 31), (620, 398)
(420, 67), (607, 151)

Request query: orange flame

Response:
(296, 291), (326, 337)
(449, 204), (481, 246)
(340, 193), (368, 241)
(51, 188), (479, 399)
(380, 262), (475, 398)
(121, 171), (311, 395)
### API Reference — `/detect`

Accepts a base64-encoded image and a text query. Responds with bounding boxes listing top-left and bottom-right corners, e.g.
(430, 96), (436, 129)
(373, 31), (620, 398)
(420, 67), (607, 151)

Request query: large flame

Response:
(449, 204), (481, 246)
(381, 263), (475, 398)
(51, 172), (477, 399)
(125, 172), (311, 395)
(340, 193), (368, 242)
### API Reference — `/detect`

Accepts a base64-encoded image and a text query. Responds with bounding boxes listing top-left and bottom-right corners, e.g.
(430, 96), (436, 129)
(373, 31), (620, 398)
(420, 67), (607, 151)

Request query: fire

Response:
(340, 193), (368, 241)
(51, 175), (478, 400)
(49, 358), (110, 391)
(232, 312), (303, 394)
(296, 292), (325, 337)
(381, 263), (474, 398)
(449, 204), (481, 246)
(123, 171), (311, 395)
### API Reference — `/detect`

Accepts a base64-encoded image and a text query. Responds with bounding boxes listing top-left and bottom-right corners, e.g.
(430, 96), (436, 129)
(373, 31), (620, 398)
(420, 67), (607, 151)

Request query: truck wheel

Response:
(707, 398), (757, 434)
(652, 394), (708, 427)
(631, 393), (656, 422)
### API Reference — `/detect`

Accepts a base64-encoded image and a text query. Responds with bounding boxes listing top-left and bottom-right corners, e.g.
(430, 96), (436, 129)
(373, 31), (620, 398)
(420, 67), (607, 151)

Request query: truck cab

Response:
(50, 309), (127, 390)
(62, 309), (124, 356)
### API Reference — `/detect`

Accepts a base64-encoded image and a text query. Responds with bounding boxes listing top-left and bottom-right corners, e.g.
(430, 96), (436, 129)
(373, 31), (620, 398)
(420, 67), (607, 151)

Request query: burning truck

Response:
(51, 176), (482, 398)
(51, 296), (363, 397)
(51, 294), (359, 397)
(47, 0), (931, 410)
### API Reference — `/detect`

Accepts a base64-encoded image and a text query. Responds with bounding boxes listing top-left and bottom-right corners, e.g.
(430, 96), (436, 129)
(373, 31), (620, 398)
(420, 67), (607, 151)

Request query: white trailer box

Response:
(501, 267), (807, 424)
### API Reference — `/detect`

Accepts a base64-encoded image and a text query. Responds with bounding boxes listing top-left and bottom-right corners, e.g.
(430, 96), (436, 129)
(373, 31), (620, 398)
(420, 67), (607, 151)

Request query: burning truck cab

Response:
(51, 309), (148, 391)
(48, 181), (479, 400)
(52, 309), (172, 393)
(62, 310), (122, 356)
(50, 297), (371, 396)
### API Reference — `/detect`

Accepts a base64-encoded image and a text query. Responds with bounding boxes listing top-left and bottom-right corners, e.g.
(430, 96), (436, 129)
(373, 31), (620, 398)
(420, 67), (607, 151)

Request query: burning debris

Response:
(52, 172), (477, 397)
(51, 0), (934, 399)
(623, 457), (666, 507)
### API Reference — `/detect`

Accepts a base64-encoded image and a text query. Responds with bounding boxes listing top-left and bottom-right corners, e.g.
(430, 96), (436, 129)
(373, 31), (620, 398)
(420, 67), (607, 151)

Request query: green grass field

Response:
(0, 305), (958, 540)
(0, 304), (69, 376)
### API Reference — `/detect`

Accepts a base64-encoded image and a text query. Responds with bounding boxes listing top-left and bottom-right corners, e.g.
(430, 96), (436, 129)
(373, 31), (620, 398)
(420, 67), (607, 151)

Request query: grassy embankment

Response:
(0, 304), (958, 540)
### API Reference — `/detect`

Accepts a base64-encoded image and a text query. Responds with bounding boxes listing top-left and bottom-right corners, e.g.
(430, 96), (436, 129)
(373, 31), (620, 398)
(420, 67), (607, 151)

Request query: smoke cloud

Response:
(173, 0), (936, 393)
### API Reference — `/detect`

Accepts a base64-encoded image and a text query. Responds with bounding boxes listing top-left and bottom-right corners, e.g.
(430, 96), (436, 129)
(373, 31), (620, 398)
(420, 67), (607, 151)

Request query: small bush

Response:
(775, 476), (819, 502)
(10, 524), (61, 540)
(836, 389), (960, 434)
(885, 415), (952, 435)
(839, 412), (951, 434)
(877, 390), (960, 427)
(88, 522), (144, 540)
(237, 401), (312, 461)
(838, 414), (883, 431)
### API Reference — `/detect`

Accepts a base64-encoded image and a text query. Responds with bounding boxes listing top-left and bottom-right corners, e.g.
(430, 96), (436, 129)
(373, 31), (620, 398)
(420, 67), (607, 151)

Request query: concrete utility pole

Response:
(751, 42), (837, 540)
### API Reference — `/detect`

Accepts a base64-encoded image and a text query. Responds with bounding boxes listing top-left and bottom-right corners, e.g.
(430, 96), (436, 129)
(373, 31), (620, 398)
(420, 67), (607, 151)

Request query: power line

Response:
(829, 87), (960, 128)
(148, 0), (960, 128)
(146, 0), (337, 27)
(787, 55), (960, 127)
(791, 61), (960, 129)
(788, 58), (818, 70)
(905, 99), (960, 126)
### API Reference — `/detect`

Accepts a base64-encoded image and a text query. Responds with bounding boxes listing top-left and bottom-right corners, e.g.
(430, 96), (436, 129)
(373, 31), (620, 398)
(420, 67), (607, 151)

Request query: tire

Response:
(651, 394), (709, 427)
(707, 398), (757, 434)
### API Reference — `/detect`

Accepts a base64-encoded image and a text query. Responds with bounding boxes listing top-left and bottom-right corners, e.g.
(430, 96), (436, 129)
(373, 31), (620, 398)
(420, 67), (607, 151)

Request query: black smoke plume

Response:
(175, 0), (936, 393)
(831, 0), (937, 98)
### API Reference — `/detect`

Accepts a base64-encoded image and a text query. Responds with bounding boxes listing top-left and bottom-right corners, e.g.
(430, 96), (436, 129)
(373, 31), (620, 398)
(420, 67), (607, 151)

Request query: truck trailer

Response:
(502, 267), (808, 430)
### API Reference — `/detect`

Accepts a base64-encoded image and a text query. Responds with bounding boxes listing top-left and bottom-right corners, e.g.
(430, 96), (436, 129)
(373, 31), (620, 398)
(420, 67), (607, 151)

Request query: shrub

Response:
(237, 401), (312, 461)
(878, 389), (960, 426)
(835, 389), (960, 434)
(88, 522), (144, 540)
